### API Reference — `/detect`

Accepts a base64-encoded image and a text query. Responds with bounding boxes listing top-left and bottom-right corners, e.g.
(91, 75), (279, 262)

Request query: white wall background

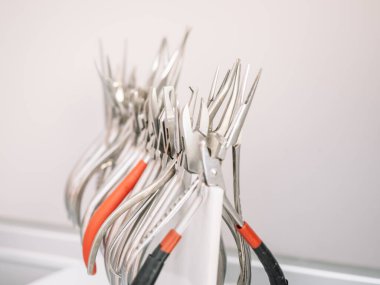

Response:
(0, 0), (379, 270)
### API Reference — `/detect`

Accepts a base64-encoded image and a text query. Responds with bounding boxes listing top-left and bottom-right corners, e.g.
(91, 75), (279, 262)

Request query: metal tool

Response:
(129, 62), (287, 285)
(65, 33), (287, 285)
(81, 32), (191, 275)
(84, 66), (237, 279)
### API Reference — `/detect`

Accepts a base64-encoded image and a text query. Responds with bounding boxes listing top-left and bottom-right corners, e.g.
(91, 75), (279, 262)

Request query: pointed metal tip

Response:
(190, 89), (200, 129)
(181, 29), (191, 47)
(236, 61), (242, 75)
(195, 99), (202, 131)
(161, 37), (168, 45)
(245, 69), (262, 105)
(121, 40), (128, 84)
(94, 60), (107, 84)
(198, 98), (209, 137)
(208, 66), (220, 105)
(241, 64), (251, 101)
(163, 86), (174, 109)
(94, 59), (101, 74)
(106, 55), (113, 79)
(159, 38), (169, 55)
(129, 66), (137, 85)
(184, 27), (192, 37)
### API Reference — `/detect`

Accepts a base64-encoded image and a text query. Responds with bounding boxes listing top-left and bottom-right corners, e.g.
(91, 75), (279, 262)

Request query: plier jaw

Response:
(199, 140), (225, 188)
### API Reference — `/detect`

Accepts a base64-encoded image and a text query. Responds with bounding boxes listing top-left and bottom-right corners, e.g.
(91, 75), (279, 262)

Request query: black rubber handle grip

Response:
(254, 242), (288, 285)
(130, 246), (169, 285)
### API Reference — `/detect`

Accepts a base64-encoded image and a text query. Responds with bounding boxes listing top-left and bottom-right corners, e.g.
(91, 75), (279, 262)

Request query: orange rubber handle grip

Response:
(160, 229), (182, 254)
(237, 221), (262, 249)
(82, 159), (148, 274)
(237, 222), (288, 284)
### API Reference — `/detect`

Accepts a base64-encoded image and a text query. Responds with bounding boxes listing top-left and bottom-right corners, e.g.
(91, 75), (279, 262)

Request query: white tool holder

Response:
(157, 186), (224, 285)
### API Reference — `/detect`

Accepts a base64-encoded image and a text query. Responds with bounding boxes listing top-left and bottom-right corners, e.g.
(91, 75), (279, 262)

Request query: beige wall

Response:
(0, 0), (379, 269)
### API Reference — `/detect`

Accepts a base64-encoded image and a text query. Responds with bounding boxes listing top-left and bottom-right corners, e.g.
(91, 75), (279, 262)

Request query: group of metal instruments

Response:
(65, 30), (288, 285)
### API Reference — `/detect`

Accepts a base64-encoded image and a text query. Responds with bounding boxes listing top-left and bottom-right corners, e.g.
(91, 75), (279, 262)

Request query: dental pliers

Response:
(66, 31), (287, 284)
(81, 32), (190, 274)
(130, 63), (287, 285)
